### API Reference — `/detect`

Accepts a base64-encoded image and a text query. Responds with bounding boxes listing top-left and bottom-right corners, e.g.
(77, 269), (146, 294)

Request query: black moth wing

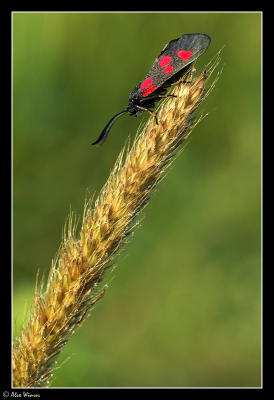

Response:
(137, 33), (211, 102)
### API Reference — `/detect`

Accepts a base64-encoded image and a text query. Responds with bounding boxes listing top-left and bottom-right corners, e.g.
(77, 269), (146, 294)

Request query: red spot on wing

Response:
(140, 77), (157, 97)
(178, 50), (192, 62)
(142, 85), (157, 97)
(159, 55), (174, 74)
(159, 55), (172, 68)
(163, 65), (174, 74)
(140, 77), (153, 90)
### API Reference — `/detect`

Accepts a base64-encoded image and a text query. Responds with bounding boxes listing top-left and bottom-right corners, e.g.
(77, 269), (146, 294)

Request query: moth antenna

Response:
(92, 110), (128, 146)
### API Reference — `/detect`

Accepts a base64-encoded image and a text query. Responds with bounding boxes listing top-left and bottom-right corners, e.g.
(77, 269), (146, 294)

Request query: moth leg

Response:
(168, 80), (181, 86)
(157, 94), (177, 98)
(182, 69), (195, 84)
(170, 77), (192, 85)
(136, 105), (158, 124)
(182, 78), (193, 84)
(173, 70), (194, 85)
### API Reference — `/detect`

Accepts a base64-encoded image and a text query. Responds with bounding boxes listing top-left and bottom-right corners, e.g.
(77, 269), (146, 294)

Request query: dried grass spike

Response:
(13, 55), (221, 387)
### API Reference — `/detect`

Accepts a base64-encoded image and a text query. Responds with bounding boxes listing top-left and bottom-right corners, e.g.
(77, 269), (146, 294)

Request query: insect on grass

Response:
(92, 33), (211, 146)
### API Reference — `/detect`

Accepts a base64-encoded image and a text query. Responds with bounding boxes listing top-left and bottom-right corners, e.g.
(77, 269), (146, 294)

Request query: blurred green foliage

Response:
(13, 12), (261, 387)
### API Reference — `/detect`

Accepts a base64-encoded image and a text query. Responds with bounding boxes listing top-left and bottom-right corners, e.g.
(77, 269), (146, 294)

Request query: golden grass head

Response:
(13, 52), (222, 387)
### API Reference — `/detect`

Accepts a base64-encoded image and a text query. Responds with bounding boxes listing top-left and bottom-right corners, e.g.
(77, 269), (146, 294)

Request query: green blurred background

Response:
(13, 12), (261, 387)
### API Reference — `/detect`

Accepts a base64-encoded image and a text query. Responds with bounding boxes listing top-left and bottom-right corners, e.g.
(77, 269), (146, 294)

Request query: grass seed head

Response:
(13, 55), (221, 387)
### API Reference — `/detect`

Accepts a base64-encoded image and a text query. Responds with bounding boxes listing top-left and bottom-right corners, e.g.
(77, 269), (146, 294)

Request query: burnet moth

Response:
(92, 33), (211, 146)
